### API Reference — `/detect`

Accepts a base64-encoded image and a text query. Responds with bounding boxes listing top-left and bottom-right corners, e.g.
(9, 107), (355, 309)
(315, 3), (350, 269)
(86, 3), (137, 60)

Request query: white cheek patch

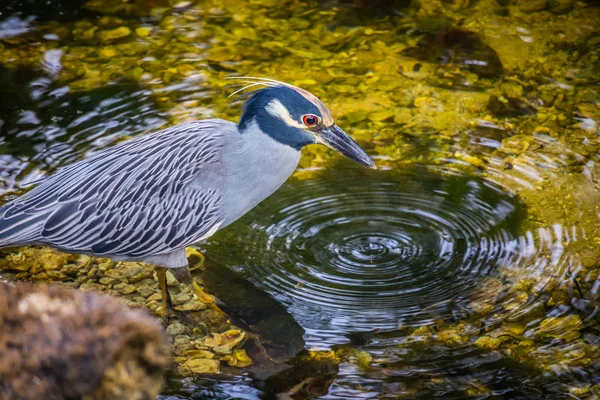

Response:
(265, 99), (305, 129)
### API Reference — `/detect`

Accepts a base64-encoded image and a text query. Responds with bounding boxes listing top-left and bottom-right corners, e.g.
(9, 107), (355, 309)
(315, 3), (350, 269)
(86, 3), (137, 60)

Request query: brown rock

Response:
(0, 282), (169, 400)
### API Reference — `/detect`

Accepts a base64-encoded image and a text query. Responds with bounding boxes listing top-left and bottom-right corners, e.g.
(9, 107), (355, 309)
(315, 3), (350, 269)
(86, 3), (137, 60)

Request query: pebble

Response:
(474, 336), (503, 350)
(179, 301), (207, 311)
(99, 277), (119, 286)
(173, 335), (191, 347)
(166, 322), (186, 336)
(96, 27), (132, 43)
(172, 292), (192, 305)
(135, 27), (153, 38)
(137, 286), (156, 298)
(113, 283), (138, 295)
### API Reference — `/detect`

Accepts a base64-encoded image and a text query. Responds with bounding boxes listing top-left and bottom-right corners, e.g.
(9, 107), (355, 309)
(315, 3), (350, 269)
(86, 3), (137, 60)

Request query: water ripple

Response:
(208, 167), (524, 345)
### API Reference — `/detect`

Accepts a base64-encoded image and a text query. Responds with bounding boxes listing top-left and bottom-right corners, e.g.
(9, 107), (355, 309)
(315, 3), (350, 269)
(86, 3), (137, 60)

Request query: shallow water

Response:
(1, 0), (600, 398)
(208, 166), (524, 343)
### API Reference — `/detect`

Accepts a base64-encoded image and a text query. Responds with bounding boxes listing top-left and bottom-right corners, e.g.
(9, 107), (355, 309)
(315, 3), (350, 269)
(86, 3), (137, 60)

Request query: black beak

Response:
(315, 125), (376, 169)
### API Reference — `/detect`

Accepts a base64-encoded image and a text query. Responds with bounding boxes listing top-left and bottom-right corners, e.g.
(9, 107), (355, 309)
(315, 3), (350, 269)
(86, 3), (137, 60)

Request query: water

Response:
(1, 0), (600, 398)
(199, 165), (597, 398)
(208, 167), (524, 344)
(0, 65), (166, 190)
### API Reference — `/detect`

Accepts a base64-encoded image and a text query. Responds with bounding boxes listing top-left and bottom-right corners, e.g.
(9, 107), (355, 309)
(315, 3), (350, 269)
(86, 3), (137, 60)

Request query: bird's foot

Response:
(190, 281), (229, 320)
(155, 305), (178, 324)
(170, 260), (228, 320)
(192, 281), (216, 304)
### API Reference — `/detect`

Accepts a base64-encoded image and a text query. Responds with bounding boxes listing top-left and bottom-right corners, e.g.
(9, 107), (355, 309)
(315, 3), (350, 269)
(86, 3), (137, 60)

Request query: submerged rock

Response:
(487, 95), (538, 117)
(402, 29), (504, 79)
(0, 281), (169, 400)
(548, 0), (574, 13)
(537, 315), (583, 341)
(518, 0), (547, 12)
(96, 27), (132, 43)
(262, 350), (340, 399)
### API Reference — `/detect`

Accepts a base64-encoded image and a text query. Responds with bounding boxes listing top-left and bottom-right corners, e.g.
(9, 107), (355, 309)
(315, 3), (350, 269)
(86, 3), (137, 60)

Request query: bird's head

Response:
(235, 78), (376, 169)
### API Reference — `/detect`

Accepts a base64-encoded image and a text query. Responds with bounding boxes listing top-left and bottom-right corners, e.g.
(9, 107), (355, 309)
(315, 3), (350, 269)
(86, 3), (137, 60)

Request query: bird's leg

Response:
(170, 264), (227, 319)
(153, 266), (174, 316)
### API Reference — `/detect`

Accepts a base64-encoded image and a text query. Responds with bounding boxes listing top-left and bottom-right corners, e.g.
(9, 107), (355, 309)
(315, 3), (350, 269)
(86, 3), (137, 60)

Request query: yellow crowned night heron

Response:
(0, 77), (375, 314)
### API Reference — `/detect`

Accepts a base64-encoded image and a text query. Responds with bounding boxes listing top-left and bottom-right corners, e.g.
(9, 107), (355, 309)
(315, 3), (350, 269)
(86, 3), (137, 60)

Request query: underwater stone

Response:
(165, 270), (179, 286)
(346, 110), (369, 123)
(569, 386), (591, 397)
(113, 283), (137, 295)
(105, 263), (145, 281)
(96, 27), (132, 43)
(411, 326), (434, 338)
(487, 95), (537, 117)
(474, 336), (503, 350)
(393, 108), (413, 125)
(178, 301), (207, 311)
(46, 270), (68, 281)
(60, 264), (80, 276)
(86, 267), (99, 278)
(437, 328), (464, 344)
(538, 315), (582, 341)
(137, 285), (155, 298)
(174, 335), (192, 347)
(502, 322), (527, 335)
(99, 277), (119, 286)
(353, 350), (372, 369)
(167, 322), (187, 336)
(146, 293), (162, 303)
(171, 292), (192, 305)
(135, 26), (153, 38)
(518, 0), (547, 12)
(99, 48), (117, 58)
(401, 29), (504, 78)
(548, 0), (574, 13)
(577, 103), (600, 120)
(368, 110), (394, 122)
(498, 135), (535, 155)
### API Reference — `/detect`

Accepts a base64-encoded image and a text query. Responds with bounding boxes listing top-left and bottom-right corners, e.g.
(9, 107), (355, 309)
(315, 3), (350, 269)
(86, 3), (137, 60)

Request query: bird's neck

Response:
(219, 121), (301, 228)
(233, 120), (301, 182)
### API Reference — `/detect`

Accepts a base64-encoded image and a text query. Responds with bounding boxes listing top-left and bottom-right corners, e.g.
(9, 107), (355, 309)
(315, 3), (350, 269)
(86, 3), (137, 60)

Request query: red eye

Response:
(302, 114), (319, 127)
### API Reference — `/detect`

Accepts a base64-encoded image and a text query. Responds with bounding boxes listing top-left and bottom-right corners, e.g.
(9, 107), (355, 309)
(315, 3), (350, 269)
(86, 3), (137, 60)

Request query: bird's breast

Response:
(219, 123), (301, 228)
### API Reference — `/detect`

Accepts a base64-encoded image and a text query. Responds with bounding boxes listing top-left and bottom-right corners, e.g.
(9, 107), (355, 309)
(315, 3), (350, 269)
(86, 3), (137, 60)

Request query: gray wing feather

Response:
(0, 120), (228, 257)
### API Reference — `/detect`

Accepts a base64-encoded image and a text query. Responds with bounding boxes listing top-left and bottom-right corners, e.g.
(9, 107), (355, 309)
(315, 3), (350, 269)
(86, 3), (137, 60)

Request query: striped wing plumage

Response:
(0, 120), (227, 258)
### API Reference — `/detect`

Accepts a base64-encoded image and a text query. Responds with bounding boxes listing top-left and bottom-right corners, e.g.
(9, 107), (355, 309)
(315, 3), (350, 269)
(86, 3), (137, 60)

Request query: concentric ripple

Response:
(207, 167), (523, 345)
